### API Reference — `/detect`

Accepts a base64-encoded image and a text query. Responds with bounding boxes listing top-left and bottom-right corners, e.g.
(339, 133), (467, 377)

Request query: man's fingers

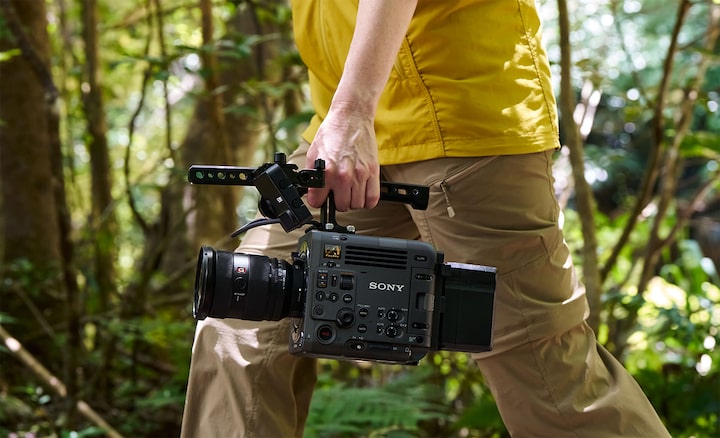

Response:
(330, 174), (353, 211)
(305, 148), (380, 211)
(366, 176), (381, 209)
(349, 183), (367, 210)
(307, 186), (330, 209)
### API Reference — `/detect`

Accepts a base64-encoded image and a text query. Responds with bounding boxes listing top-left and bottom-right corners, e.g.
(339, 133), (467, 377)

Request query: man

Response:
(181, 1), (670, 436)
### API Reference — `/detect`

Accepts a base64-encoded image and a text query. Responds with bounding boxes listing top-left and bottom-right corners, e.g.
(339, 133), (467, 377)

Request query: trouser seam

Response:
(413, 209), (435, 248)
(542, 150), (560, 226)
(247, 324), (283, 436)
(529, 328), (583, 438)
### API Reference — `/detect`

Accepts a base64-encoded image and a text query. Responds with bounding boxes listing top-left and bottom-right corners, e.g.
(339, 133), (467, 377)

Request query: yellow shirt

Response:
(291, 0), (560, 165)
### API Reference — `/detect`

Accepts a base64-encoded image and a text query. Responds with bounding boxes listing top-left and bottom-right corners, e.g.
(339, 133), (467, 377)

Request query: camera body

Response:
(189, 154), (496, 365)
(288, 230), (495, 363)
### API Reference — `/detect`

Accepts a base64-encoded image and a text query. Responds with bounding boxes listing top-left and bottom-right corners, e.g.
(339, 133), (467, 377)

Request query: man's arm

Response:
(306, 0), (418, 211)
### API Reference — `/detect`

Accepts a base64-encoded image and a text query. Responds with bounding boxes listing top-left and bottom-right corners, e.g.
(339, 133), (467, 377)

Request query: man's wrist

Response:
(328, 96), (377, 119)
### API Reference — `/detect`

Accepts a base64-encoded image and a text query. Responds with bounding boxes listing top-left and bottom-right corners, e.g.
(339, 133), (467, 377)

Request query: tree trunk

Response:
(80, 0), (117, 404)
(81, 0), (116, 306)
(187, 0), (241, 251)
(179, 0), (291, 255)
(0, 1), (60, 264)
(557, 0), (602, 333)
(0, 0), (62, 351)
(48, 0), (84, 426)
(0, 0), (75, 420)
(608, 0), (718, 358)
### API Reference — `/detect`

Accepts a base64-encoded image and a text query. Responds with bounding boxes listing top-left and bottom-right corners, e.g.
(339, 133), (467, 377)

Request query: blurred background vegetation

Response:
(0, 0), (718, 436)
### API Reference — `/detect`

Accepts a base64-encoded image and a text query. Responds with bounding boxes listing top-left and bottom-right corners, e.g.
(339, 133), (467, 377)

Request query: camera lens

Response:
(193, 246), (216, 320)
(193, 246), (305, 321)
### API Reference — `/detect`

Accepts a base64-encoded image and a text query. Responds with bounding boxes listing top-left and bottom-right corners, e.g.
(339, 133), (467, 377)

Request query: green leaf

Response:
(0, 48), (21, 62)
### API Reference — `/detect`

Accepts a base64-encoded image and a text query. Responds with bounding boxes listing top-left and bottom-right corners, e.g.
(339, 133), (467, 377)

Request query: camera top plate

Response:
(188, 153), (431, 234)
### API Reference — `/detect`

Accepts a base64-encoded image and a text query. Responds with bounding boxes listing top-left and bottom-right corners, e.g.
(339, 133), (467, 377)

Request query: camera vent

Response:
(344, 246), (408, 270)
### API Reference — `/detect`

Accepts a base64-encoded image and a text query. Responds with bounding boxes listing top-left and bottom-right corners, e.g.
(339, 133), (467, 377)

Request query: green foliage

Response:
(621, 239), (720, 437)
(0, 48), (21, 62)
(633, 314), (719, 435)
(306, 353), (507, 437)
(307, 365), (448, 437)
(307, 381), (446, 436)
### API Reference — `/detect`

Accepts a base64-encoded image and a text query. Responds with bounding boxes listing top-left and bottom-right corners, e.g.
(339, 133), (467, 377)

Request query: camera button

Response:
(385, 326), (401, 338)
(386, 309), (400, 322)
(315, 292), (326, 301)
(358, 324), (368, 334)
(317, 325), (335, 344)
(328, 292), (339, 302)
(358, 308), (369, 318)
(313, 305), (325, 317)
(346, 341), (365, 351)
(316, 272), (328, 288)
(342, 294), (353, 304)
(339, 274), (354, 290)
(336, 308), (355, 328)
(233, 277), (247, 292)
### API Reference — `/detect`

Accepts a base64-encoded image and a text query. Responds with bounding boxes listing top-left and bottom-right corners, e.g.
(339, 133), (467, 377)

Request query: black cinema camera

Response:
(188, 154), (496, 365)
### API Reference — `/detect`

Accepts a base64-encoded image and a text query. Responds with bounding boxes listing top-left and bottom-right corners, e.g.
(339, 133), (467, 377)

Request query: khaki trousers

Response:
(181, 145), (669, 437)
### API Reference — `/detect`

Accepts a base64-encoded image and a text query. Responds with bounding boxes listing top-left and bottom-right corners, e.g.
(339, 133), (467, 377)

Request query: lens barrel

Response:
(193, 246), (216, 320)
(193, 246), (305, 321)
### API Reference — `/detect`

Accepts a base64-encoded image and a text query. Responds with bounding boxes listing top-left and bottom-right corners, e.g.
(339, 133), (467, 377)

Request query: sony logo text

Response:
(368, 282), (406, 292)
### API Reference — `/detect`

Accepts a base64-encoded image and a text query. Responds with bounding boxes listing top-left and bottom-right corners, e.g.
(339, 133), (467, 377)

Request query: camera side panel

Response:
(289, 231), (437, 364)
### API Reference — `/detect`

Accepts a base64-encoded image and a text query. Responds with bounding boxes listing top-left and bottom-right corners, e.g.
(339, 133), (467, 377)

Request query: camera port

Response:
(317, 325), (335, 344)
(346, 340), (365, 351)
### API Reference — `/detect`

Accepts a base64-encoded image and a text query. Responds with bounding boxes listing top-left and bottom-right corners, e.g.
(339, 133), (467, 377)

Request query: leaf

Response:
(0, 48), (21, 62)
(305, 370), (450, 437)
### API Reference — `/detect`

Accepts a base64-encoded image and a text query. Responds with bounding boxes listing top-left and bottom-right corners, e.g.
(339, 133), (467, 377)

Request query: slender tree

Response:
(179, 0), (294, 255)
(606, 0), (720, 356)
(557, 0), (602, 332)
(80, 0), (117, 404)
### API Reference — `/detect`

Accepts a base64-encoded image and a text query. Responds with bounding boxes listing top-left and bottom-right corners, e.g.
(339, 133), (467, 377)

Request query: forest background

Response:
(0, 0), (719, 436)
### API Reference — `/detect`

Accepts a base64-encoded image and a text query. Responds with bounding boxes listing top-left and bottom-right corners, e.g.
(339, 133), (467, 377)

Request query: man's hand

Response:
(306, 103), (381, 211)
